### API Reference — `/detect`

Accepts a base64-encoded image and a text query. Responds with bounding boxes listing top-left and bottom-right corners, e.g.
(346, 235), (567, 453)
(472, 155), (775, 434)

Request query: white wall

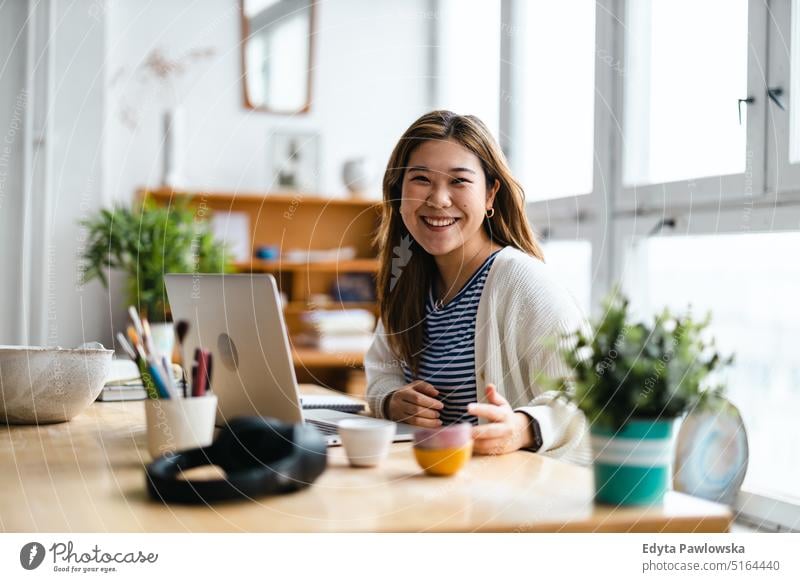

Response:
(104, 0), (433, 202)
(0, 0), (107, 348)
(0, 0), (29, 344)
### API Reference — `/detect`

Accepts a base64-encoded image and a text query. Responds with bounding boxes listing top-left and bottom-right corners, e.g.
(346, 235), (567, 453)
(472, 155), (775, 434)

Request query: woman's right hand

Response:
(385, 381), (443, 427)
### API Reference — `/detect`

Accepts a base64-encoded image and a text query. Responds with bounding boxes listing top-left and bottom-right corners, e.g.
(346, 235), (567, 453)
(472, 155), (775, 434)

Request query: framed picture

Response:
(267, 129), (320, 193)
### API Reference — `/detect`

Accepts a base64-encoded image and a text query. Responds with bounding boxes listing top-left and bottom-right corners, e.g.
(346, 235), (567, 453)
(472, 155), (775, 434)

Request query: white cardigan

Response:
(365, 246), (592, 465)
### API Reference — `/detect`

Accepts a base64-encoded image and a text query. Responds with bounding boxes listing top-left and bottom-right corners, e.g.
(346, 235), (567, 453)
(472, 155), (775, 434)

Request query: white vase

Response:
(162, 107), (185, 188)
(342, 158), (373, 198)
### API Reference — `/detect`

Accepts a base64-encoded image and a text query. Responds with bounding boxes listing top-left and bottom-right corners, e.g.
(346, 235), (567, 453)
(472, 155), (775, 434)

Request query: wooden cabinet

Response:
(140, 188), (382, 393)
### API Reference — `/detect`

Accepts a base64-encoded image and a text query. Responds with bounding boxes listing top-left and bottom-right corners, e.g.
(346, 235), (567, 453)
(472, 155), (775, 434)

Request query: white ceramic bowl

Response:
(337, 418), (396, 467)
(0, 344), (113, 424)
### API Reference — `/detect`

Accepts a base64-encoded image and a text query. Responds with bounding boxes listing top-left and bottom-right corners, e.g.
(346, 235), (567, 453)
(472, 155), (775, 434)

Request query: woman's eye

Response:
(411, 175), (429, 183)
(451, 178), (470, 185)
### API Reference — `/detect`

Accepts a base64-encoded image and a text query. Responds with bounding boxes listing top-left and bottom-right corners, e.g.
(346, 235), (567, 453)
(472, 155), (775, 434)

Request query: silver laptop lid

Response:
(164, 273), (304, 425)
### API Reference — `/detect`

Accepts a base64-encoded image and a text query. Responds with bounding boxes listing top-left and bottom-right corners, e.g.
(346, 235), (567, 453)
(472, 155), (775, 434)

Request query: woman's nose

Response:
(425, 181), (452, 208)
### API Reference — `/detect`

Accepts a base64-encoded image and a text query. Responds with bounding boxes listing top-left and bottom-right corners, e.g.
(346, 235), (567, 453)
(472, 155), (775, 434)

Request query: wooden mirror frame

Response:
(240, 0), (316, 114)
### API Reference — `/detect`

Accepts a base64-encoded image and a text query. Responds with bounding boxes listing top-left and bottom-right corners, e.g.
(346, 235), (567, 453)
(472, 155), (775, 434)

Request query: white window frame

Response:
(766, 0), (800, 198)
(616, 0), (769, 213)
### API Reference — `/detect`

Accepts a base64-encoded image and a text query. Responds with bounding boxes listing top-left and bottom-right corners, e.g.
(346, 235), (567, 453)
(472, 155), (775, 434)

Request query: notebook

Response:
(299, 394), (365, 414)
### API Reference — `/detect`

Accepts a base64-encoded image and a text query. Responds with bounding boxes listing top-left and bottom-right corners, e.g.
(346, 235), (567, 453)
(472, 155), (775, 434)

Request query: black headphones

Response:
(145, 416), (328, 504)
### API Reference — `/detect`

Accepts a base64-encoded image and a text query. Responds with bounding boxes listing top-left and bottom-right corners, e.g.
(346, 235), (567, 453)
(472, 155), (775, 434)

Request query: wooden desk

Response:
(0, 389), (731, 533)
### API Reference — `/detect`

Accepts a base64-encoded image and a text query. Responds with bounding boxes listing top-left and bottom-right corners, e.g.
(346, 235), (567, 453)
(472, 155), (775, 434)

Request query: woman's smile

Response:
(420, 215), (461, 230)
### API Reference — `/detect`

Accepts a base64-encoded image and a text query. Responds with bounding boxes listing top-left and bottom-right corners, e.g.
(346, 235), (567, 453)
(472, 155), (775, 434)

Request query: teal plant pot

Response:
(590, 419), (675, 506)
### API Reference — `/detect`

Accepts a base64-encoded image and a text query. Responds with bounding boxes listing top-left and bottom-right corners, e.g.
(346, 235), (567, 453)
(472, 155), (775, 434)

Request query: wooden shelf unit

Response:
(237, 258), (379, 273)
(140, 188), (382, 393)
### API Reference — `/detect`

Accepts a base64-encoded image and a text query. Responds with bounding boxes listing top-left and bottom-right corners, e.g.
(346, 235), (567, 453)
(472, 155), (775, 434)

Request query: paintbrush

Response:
(172, 320), (189, 366)
(116, 332), (137, 361)
(173, 320), (190, 397)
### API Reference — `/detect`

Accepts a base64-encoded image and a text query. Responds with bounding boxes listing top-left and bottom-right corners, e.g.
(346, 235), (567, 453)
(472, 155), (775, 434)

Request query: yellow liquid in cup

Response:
(413, 442), (473, 476)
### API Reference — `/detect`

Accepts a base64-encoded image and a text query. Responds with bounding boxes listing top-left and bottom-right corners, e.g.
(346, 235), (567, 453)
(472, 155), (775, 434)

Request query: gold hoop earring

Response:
(486, 208), (495, 218)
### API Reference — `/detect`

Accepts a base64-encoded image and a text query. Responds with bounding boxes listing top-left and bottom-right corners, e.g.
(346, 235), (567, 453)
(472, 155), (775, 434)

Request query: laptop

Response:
(164, 273), (415, 446)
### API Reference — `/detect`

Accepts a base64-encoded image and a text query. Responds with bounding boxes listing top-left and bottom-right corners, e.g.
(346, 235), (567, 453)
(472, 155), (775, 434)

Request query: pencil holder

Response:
(144, 395), (218, 458)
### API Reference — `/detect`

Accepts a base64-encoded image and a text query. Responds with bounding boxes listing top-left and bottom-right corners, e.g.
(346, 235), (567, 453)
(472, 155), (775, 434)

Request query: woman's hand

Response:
(385, 380), (443, 427)
(468, 384), (534, 455)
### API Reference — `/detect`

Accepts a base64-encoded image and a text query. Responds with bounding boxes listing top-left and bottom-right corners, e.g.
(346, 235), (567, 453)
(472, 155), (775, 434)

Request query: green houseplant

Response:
(81, 200), (232, 330)
(553, 291), (731, 506)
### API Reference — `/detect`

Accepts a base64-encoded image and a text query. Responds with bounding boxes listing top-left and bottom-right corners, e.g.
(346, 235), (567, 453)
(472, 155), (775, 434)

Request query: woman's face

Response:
(399, 139), (498, 259)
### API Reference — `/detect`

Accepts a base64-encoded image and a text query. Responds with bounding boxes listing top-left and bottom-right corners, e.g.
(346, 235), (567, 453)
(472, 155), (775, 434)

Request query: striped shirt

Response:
(402, 250), (500, 425)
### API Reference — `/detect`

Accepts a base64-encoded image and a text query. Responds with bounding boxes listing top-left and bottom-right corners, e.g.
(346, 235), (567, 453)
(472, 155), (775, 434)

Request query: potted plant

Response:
(80, 199), (232, 353)
(552, 291), (731, 506)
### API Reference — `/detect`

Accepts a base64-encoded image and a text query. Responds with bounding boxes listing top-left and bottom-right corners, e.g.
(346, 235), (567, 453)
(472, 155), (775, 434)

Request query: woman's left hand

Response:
(467, 384), (534, 455)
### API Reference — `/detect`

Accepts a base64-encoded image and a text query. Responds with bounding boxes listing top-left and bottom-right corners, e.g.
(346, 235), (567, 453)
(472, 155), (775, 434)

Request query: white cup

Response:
(144, 395), (218, 458)
(337, 418), (396, 467)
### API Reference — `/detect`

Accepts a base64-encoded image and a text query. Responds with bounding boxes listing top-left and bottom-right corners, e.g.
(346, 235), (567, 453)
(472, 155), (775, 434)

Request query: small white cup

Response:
(337, 418), (396, 467)
(144, 395), (218, 458)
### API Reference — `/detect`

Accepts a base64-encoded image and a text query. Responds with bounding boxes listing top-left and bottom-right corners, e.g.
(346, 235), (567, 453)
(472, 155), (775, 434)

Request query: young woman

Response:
(365, 110), (590, 464)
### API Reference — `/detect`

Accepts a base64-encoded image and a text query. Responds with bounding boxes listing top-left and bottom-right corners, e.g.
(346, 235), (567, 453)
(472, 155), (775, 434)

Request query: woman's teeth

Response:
(422, 216), (458, 227)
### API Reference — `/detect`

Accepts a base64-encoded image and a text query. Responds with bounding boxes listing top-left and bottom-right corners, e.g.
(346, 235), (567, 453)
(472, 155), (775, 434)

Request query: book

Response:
(97, 384), (147, 402)
(300, 394), (365, 414)
(97, 357), (183, 402)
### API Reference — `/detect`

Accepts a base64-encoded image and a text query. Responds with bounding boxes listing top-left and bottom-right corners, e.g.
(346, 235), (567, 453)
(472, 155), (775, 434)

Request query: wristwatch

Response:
(527, 417), (544, 452)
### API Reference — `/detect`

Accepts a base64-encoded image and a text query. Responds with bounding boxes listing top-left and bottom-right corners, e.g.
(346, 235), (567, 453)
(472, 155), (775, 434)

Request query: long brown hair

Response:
(374, 110), (544, 374)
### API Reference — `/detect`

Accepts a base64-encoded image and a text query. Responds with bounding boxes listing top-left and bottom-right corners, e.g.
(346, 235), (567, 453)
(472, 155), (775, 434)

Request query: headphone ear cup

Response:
(212, 417), (293, 472)
(268, 424), (328, 492)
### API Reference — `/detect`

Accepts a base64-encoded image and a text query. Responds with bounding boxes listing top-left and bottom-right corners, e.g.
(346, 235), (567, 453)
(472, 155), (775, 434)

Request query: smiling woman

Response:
(365, 110), (591, 463)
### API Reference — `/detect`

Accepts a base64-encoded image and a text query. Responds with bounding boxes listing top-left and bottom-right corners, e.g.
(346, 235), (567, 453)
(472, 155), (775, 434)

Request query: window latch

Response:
(767, 87), (786, 111)
(737, 96), (754, 125)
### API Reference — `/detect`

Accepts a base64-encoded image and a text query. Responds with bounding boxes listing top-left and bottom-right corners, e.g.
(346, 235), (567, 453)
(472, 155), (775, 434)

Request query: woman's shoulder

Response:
(488, 246), (584, 320)
(491, 246), (557, 288)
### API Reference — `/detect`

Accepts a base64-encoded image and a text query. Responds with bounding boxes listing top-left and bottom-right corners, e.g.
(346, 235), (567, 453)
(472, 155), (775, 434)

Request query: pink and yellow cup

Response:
(412, 422), (473, 476)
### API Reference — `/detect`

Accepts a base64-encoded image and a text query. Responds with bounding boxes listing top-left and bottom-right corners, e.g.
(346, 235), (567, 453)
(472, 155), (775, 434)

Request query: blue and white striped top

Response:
(402, 250), (501, 425)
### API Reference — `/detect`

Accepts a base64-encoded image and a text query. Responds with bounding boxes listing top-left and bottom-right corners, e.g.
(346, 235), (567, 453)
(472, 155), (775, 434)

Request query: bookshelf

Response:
(140, 188), (382, 394)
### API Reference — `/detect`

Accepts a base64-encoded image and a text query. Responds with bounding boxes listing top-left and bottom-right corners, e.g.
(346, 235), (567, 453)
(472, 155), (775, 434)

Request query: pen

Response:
(193, 349), (209, 397)
(116, 332), (136, 361)
(126, 325), (140, 350)
(146, 354), (171, 399)
(190, 348), (199, 397)
(206, 353), (213, 393)
(136, 345), (160, 400)
(128, 306), (144, 340)
(141, 318), (155, 356)
(160, 354), (179, 399)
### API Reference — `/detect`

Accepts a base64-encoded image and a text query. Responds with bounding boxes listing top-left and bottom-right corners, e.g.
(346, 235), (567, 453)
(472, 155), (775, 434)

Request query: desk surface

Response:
(0, 387), (731, 533)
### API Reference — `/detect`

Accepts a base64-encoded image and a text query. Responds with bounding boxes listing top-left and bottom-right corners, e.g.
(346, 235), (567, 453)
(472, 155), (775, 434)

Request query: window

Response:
(767, 0), (800, 193)
(791, 0), (800, 164)
(623, 232), (800, 502)
(620, 0), (766, 209)
(436, 1), (597, 204)
(542, 240), (592, 315)
(623, 0), (749, 186)
(436, 0), (502, 137)
(517, 1), (596, 202)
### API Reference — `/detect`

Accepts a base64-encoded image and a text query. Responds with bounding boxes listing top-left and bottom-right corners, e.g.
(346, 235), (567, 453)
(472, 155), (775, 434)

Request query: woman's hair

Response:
(374, 110), (544, 374)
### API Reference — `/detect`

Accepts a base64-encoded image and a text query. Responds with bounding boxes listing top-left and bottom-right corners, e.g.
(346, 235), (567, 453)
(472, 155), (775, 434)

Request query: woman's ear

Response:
(486, 178), (500, 210)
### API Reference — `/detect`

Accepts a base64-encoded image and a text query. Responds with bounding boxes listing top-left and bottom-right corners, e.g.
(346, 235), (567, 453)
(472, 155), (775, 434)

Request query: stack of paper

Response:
(299, 309), (376, 353)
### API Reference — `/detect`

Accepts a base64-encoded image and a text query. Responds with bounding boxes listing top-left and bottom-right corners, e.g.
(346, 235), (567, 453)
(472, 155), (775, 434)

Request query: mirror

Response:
(241, 0), (314, 114)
